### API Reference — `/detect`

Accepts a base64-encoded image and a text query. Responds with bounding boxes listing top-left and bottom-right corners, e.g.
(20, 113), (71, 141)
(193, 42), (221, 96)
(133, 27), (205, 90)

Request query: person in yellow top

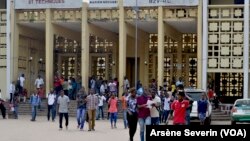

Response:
(121, 92), (129, 129)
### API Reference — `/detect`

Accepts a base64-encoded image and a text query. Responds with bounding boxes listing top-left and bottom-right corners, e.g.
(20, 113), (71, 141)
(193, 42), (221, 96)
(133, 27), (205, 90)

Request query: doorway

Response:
(126, 57), (140, 87)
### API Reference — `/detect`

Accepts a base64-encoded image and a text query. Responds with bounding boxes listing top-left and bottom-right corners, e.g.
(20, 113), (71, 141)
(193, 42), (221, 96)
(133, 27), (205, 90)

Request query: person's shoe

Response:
(92, 128), (95, 131)
(30, 119), (35, 122)
(114, 125), (117, 128)
(88, 129), (91, 131)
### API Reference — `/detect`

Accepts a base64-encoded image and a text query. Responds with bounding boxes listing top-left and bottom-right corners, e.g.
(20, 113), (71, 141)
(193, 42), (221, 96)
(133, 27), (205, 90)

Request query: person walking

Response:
(137, 88), (151, 141)
(30, 90), (41, 121)
(108, 93), (118, 129)
(171, 91), (189, 125)
(57, 90), (69, 130)
(76, 88), (87, 131)
(0, 89), (6, 119)
(86, 89), (99, 131)
(57, 90), (70, 130)
(150, 91), (161, 125)
(198, 93), (208, 125)
(47, 89), (56, 122)
(13, 93), (19, 119)
(97, 93), (106, 120)
(9, 81), (15, 103)
(121, 92), (128, 129)
(127, 88), (138, 141)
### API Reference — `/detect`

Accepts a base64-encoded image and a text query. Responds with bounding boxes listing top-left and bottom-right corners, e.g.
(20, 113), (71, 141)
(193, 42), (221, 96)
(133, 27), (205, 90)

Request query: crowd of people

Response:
(0, 74), (216, 141)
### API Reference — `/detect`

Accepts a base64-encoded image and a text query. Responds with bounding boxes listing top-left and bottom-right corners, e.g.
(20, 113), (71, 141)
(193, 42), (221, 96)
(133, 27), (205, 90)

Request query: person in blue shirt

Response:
(198, 94), (208, 125)
(30, 91), (41, 121)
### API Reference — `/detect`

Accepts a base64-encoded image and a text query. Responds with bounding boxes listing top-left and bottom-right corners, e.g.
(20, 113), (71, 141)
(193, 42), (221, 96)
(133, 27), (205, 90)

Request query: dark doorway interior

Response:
(126, 57), (140, 87)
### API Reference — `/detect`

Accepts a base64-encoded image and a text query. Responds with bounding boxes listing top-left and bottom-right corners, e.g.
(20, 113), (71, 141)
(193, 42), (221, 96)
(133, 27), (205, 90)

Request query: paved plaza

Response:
(0, 115), (139, 141)
(0, 115), (232, 141)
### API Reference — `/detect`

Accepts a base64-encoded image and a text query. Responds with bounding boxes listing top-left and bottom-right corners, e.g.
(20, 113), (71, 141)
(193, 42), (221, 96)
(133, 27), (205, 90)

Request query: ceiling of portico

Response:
(91, 19), (197, 35)
(54, 22), (81, 32)
(165, 19), (197, 33)
(91, 21), (119, 33)
(19, 23), (45, 31)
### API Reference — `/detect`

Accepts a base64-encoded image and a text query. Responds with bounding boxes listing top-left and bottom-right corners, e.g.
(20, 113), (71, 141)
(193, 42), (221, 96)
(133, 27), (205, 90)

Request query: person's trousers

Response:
(123, 109), (128, 128)
(14, 106), (18, 119)
(97, 106), (104, 119)
(77, 108), (86, 129)
(47, 105), (55, 121)
(138, 117), (151, 141)
(31, 106), (37, 120)
(151, 117), (160, 125)
(127, 112), (138, 141)
(110, 112), (117, 125)
(59, 113), (69, 129)
(162, 110), (170, 123)
(9, 93), (13, 103)
(88, 109), (96, 130)
(0, 103), (6, 118)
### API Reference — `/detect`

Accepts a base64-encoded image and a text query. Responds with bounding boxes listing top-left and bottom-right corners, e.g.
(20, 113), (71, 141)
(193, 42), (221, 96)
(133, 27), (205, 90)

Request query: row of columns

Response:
(7, 0), (205, 99)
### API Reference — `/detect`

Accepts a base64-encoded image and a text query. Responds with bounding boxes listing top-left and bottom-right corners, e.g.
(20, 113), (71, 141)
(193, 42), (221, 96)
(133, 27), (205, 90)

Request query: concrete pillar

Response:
(10, 2), (19, 83)
(197, 0), (203, 89)
(176, 42), (182, 82)
(157, 6), (164, 88)
(81, 2), (90, 91)
(143, 38), (149, 86)
(118, 0), (126, 98)
(244, 0), (249, 99)
(112, 42), (117, 79)
(202, 0), (208, 90)
(45, 9), (54, 95)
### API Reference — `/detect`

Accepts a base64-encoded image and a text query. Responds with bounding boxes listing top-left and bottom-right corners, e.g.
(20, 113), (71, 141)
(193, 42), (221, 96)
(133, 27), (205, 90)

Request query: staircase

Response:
(211, 108), (231, 121)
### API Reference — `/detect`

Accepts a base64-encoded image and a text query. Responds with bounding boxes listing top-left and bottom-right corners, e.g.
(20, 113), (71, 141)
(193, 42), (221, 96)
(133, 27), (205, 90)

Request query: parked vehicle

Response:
(231, 99), (250, 125)
(185, 89), (212, 125)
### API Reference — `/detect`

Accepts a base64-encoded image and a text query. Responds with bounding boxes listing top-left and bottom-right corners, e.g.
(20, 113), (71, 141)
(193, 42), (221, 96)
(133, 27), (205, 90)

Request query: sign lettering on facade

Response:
(89, 0), (118, 8)
(124, 0), (199, 7)
(15, 0), (83, 9)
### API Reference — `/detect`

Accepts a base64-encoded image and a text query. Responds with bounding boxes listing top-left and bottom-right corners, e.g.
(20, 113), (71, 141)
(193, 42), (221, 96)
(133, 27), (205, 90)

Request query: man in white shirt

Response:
(47, 89), (56, 121)
(97, 93), (106, 120)
(150, 91), (161, 125)
(9, 81), (16, 103)
(18, 74), (25, 94)
(163, 93), (171, 124)
(35, 75), (44, 90)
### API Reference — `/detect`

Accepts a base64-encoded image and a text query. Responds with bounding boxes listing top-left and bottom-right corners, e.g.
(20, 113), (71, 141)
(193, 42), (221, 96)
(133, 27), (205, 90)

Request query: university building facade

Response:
(0, 0), (249, 102)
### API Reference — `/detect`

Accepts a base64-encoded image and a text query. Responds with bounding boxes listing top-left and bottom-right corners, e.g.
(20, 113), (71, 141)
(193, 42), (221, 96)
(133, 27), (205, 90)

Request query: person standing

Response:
(76, 88), (87, 131)
(121, 92), (128, 129)
(86, 89), (99, 131)
(97, 93), (106, 120)
(13, 93), (19, 119)
(57, 90), (70, 130)
(17, 74), (25, 95)
(127, 88), (138, 141)
(123, 76), (130, 93)
(47, 89), (56, 122)
(9, 81), (16, 103)
(198, 94), (208, 125)
(150, 91), (161, 125)
(137, 89), (151, 141)
(0, 89), (6, 119)
(62, 78), (69, 96)
(30, 91), (41, 121)
(34, 75), (44, 91)
(171, 91), (189, 125)
(162, 93), (171, 124)
(108, 93), (118, 129)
